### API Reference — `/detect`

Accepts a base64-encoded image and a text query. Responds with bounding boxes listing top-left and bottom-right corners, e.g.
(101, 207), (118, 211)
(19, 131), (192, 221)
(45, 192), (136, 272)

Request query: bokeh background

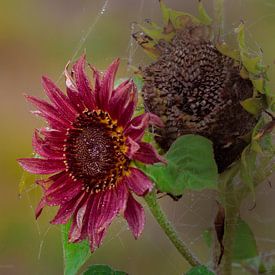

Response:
(1, 0), (275, 274)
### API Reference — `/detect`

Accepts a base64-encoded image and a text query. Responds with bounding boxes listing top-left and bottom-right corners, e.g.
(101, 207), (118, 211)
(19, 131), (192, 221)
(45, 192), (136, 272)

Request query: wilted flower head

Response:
(134, 1), (267, 172)
(18, 56), (165, 251)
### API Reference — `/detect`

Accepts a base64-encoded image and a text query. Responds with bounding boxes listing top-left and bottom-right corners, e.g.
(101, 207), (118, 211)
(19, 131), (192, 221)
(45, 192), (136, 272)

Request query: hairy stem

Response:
(145, 190), (201, 267)
(222, 180), (239, 275)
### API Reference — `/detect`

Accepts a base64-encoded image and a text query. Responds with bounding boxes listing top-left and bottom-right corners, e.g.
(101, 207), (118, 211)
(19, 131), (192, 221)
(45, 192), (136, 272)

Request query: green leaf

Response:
(241, 54), (261, 74)
(143, 135), (218, 196)
(235, 23), (263, 75)
(240, 146), (257, 196)
(62, 221), (91, 275)
(216, 42), (239, 61)
(159, 0), (170, 25)
(233, 218), (258, 261)
(159, 0), (199, 29)
(186, 265), (214, 275)
(132, 31), (160, 60)
(251, 117), (274, 153)
(198, 1), (212, 25)
(252, 78), (264, 93)
(240, 97), (264, 115)
(83, 265), (127, 275)
(138, 24), (173, 42)
(132, 75), (144, 92)
(235, 23), (245, 50)
(253, 154), (275, 185)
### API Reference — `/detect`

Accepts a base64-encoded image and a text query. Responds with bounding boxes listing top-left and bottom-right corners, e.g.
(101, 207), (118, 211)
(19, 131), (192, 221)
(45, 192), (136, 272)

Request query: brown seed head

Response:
(142, 25), (256, 172)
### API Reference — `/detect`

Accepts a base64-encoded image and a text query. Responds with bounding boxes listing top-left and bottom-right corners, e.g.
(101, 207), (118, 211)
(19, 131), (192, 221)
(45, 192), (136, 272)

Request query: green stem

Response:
(144, 191), (201, 267)
(222, 180), (239, 275)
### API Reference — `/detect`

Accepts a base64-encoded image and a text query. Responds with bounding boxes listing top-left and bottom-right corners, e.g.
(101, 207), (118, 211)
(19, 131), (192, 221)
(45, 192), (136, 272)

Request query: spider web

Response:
(19, 1), (275, 275)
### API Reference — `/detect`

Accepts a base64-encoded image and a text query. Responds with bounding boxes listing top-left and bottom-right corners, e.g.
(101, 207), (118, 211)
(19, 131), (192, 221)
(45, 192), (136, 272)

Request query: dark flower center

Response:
(64, 110), (129, 193)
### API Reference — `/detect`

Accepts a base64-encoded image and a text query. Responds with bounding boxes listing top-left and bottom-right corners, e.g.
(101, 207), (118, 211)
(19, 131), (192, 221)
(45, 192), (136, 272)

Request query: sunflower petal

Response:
(116, 180), (129, 212)
(42, 76), (77, 121)
(25, 94), (59, 118)
(35, 197), (47, 219)
(126, 168), (153, 196)
(69, 195), (92, 243)
(108, 80), (133, 120)
(124, 113), (150, 140)
(125, 137), (140, 158)
(51, 192), (86, 224)
(32, 130), (64, 159)
(93, 229), (106, 250)
(73, 55), (95, 110)
(133, 142), (167, 164)
(31, 110), (69, 130)
(17, 158), (65, 174)
(118, 85), (138, 126)
(45, 176), (82, 206)
(124, 193), (145, 239)
(40, 128), (66, 143)
(97, 58), (120, 110)
(87, 192), (103, 246)
(66, 88), (85, 112)
(125, 112), (164, 141)
(93, 188), (118, 232)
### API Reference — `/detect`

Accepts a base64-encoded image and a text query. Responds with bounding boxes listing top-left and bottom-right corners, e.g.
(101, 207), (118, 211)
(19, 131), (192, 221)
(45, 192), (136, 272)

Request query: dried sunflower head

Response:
(134, 1), (274, 173)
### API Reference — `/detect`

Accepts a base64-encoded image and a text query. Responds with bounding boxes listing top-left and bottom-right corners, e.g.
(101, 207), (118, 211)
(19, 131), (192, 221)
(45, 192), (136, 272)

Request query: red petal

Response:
(90, 65), (101, 108)
(108, 80), (133, 120)
(73, 55), (95, 110)
(124, 193), (145, 239)
(45, 176), (83, 206)
(35, 197), (47, 219)
(41, 76), (77, 122)
(116, 180), (129, 212)
(32, 130), (64, 159)
(93, 188), (118, 232)
(66, 88), (85, 112)
(125, 137), (140, 159)
(69, 195), (92, 243)
(97, 58), (119, 110)
(91, 229), (106, 251)
(87, 193), (103, 245)
(51, 192), (86, 224)
(126, 168), (153, 196)
(31, 110), (69, 130)
(147, 113), (165, 128)
(17, 158), (65, 174)
(118, 85), (138, 126)
(26, 95), (70, 129)
(40, 128), (66, 143)
(133, 142), (167, 164)
(25, 94), (59, 118)
(64, 61), (78, 92)
(125, 112), (164, 141)
(124, 113), (150, 141)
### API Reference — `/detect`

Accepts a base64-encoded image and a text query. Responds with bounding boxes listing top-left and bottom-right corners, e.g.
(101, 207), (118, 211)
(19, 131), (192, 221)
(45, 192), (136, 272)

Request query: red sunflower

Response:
(18, 56), (165, 251)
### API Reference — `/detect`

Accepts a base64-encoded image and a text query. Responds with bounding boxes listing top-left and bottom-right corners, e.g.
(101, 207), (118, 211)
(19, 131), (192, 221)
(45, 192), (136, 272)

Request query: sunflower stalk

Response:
(221, 178), (240, 275)
(145, 190), (201, 267)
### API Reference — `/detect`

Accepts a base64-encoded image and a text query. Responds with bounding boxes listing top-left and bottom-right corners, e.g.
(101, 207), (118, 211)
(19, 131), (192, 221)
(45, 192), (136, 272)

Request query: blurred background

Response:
(0, 0), (275, 274)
